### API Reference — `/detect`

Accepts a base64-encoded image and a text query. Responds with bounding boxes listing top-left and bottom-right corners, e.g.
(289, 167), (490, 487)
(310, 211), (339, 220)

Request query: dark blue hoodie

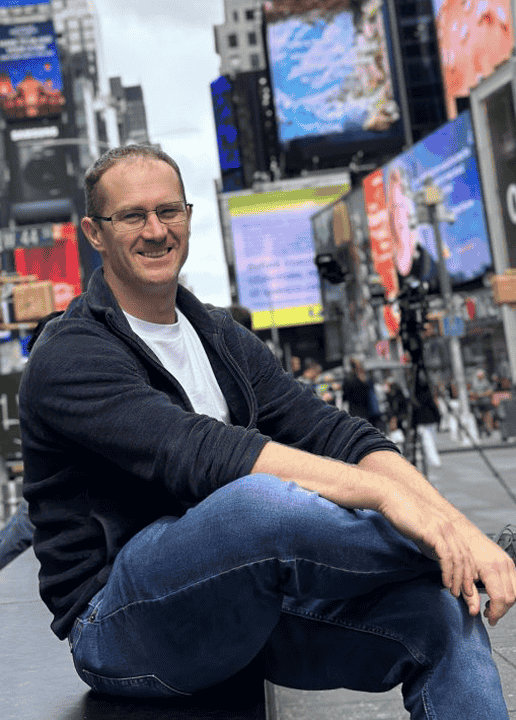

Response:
(19, 268), (398, 640)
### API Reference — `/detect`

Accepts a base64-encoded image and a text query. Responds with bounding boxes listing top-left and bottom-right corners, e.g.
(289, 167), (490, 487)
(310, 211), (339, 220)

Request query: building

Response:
(214, 0), (265, 76)
(109, 77), (150, 146)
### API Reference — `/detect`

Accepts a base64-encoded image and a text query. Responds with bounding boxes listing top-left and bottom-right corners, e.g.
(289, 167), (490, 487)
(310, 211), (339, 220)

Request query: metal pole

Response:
(428, 200), (470, 417)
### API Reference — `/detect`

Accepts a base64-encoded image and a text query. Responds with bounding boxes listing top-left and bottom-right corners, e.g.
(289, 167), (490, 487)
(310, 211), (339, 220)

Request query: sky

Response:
(95, 0), (231, 306)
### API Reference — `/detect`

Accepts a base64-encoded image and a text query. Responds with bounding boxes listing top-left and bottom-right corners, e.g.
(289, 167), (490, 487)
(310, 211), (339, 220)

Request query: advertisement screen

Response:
(229, 183), (350, 330)
(432, 0), (514, 118)
(0, 0), (49, 5)
(364, 111), (492, 302)
(211, 76), (241, 173)
(263, 0), (403, 150)
(0, 21), (65, 122)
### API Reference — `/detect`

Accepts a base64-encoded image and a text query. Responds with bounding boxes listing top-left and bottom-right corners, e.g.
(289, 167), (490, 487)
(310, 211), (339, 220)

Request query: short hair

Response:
(84, 145), (187, 218)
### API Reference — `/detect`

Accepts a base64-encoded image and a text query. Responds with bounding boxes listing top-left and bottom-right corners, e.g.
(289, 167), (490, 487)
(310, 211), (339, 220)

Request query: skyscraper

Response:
(214, 0), (265, 76)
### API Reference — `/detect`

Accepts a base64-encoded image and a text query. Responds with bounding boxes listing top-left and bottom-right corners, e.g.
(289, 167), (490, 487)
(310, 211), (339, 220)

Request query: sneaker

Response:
(476, 525), (516, 593)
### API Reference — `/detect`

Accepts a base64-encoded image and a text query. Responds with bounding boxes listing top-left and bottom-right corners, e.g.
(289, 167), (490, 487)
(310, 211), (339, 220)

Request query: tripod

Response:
(397, 281), (437, 476)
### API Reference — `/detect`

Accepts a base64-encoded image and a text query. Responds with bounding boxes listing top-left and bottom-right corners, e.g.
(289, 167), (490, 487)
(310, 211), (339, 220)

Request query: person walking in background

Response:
(385, 376), (408, 448)
(413, 372), (442, 468)
(342, 358), (382, 427)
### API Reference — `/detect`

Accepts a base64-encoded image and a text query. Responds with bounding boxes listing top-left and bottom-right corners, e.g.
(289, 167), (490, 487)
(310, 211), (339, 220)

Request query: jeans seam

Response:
(94, 556), (403, 624)
(280, 605), (431, 667)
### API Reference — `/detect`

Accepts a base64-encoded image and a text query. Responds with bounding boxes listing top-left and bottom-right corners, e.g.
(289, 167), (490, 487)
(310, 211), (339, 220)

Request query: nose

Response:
(141, 210), (167, 240)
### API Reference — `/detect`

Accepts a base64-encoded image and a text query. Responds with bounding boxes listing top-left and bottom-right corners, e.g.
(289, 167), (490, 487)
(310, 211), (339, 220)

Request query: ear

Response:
(81, 216), (105, 253)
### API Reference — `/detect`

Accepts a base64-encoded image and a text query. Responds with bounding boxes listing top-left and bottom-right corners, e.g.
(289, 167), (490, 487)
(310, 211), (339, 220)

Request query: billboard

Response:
(363, 111), (492, 310)
(263, 0), (404, 154)
(432, 0), (514, 119)
(14, 222), (82, 311)
(0, 21), (65, 121)
(229, 181), (350, 330)
(0, 0), (49, 5)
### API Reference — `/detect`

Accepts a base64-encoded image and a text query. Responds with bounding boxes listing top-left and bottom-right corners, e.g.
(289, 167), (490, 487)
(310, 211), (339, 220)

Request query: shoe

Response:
(476, 525), (516, 593)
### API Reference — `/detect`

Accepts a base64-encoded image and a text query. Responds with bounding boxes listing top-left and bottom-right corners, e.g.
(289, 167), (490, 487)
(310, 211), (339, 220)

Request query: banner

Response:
(0, 21), (65, 121)
(229, 183), (349, 329)
(263, 0), (404, 151)
(432, 0), (514, 118)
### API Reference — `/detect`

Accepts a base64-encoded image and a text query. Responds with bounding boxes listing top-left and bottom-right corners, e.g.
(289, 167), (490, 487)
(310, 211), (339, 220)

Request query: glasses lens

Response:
(157, 203), (187, 224)
(110, 204), (188, 232)
(112, 210), (146, 232)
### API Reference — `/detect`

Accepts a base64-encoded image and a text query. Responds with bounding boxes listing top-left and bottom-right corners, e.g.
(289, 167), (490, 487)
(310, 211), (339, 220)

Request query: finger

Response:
(462, 582), (480, 616)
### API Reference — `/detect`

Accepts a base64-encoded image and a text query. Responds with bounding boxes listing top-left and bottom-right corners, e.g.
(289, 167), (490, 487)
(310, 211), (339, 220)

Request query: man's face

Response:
(82, 158), (191, 299)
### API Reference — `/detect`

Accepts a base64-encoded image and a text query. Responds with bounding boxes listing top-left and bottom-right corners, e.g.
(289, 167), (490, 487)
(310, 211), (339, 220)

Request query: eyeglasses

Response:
(92, 202), (193, 234)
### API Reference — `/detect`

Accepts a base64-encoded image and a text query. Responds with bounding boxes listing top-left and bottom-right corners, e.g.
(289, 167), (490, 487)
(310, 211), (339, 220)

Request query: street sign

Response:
(0, 224), (55, 252)
(442, 315), (465, 337)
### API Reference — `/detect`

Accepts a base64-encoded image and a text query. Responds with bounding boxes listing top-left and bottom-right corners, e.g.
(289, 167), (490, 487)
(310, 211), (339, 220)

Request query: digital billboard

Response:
(263, 0), (404, 152)
(229, 182), (350, 330)
(0, 0), (49, 5)
(364, 111), (492, 304)
(432, 0), (514, 119)
(0, 21), (65, 122)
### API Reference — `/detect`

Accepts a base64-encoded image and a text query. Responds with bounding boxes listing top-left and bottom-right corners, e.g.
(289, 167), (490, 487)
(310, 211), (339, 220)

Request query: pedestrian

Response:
(385, 376), (408, 447)
(19, 145), (516, 717)
(413, 373), (442, 468)
(342, 358), (382, 427)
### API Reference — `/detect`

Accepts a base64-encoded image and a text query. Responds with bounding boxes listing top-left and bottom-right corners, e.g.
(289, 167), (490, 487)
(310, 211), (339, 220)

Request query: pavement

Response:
(1, 428), (516, 719)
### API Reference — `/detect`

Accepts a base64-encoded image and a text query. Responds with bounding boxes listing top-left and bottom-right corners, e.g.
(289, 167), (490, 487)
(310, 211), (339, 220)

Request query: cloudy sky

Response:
(95, 0), (231, 306)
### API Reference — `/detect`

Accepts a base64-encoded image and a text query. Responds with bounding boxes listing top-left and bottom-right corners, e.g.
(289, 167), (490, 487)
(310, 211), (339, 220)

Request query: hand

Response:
(465, 531), (516, 626)
(376, 483), (478, 599)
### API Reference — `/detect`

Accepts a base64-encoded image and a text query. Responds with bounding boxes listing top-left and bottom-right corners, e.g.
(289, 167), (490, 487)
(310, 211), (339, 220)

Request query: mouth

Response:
(137, 247), (172, 259)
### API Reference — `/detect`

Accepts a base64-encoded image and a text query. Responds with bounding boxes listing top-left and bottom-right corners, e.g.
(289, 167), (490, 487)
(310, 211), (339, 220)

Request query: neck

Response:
(104, 272), (179, 324)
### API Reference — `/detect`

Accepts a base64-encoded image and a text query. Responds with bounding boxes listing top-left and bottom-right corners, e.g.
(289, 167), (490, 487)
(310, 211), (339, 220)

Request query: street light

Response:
(417, 180), (471, 420)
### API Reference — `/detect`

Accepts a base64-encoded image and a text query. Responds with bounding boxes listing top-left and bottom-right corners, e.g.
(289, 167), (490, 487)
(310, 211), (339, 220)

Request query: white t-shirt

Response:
(123, 308), (230, 423)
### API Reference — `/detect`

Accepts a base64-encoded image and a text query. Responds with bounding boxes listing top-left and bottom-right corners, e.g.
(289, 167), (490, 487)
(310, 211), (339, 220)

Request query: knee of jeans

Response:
(212, 474), (311, 550)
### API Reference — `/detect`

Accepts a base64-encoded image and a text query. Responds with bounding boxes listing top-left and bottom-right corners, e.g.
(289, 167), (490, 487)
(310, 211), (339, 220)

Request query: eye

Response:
(119, 210), (146, 225)
(158, 205), (183, 220)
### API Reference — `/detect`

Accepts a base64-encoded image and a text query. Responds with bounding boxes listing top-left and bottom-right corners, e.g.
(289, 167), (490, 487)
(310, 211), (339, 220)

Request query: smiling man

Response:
(19, 145), (516, 719)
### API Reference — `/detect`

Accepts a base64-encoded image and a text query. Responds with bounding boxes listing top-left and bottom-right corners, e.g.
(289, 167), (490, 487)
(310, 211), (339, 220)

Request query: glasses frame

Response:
(92, 202), (193, 233)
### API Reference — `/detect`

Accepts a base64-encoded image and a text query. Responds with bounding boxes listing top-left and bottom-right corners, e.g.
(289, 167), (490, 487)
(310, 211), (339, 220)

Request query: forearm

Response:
(251, 440), (385, 510)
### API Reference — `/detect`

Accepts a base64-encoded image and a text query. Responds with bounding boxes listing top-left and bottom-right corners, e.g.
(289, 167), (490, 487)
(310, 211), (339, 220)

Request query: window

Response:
(250, 53), (260, 69)
(248, 31), (257, 45)
(228, 34), (238, 48)
(232, 10), (239, 21)
(245, 9), (255, 20)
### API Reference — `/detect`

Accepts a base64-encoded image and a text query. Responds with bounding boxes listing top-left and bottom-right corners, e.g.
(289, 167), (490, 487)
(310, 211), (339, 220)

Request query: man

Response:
(19, 146), (516, 718)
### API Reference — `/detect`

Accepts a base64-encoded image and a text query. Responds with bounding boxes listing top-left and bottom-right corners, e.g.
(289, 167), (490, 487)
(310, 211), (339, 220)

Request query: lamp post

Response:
(419, 182), (471, 419)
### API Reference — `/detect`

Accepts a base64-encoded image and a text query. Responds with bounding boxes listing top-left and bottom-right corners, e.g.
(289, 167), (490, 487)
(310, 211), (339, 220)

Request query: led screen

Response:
(432, 0), (514, 118)
(210, 76), (241, 173)
(263, 0), (403, 149)
(364, 111), (492, 297)
(0, 0), (49, 5)
(0, 21), (65, 122)
(229, 183), (350, 330)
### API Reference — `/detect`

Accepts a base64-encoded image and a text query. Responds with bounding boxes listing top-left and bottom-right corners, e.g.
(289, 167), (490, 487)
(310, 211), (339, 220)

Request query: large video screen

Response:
(229, 183), (350, 330)
(263, 0), (404, 151)
(0, 21), (65, 122)
(364, 111), (492, 297)
(432, 0), (514, 118)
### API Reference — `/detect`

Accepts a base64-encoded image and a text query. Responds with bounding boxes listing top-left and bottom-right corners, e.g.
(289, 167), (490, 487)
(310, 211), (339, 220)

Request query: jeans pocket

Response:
(78, 668), (192, 698)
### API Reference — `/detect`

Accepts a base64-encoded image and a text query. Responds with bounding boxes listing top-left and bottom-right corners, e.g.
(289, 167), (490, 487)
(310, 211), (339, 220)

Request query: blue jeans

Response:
(0, 499), (34, 571)
(68, 474), (508, 719)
